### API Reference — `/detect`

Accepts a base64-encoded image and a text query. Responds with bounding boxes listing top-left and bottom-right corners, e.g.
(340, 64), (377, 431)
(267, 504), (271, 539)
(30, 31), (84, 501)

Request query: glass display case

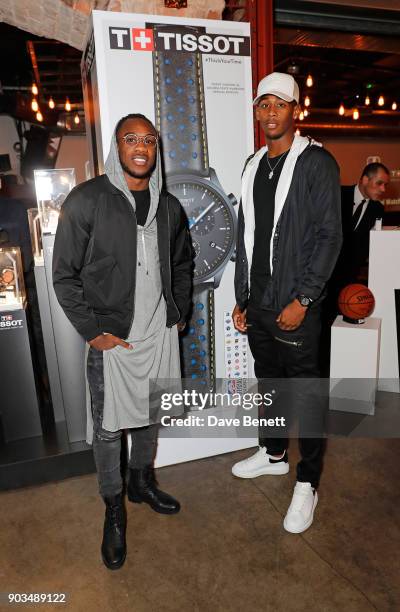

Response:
(0, 247), (26, 310)
(34, 168), (76, 235)
(27, 208), (43, 264)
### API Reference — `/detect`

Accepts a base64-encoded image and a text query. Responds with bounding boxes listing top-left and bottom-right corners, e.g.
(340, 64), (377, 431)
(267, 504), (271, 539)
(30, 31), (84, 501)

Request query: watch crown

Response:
(228, 193), (237, 206)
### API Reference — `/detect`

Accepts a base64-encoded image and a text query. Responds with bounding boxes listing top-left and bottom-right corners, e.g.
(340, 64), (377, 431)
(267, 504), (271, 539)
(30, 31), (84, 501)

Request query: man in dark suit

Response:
(320, 163), (390, 371)
(340, 162), (389, 285)
(328, 163), (389, 305)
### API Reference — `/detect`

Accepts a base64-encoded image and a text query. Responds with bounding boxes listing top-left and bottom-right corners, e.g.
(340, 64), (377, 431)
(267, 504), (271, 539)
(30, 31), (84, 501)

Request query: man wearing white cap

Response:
(231, 72), (342, 532)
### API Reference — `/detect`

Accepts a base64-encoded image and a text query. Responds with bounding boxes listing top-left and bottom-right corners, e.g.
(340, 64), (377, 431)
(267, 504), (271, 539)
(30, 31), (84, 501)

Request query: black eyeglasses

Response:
(119, 133), (158, 147)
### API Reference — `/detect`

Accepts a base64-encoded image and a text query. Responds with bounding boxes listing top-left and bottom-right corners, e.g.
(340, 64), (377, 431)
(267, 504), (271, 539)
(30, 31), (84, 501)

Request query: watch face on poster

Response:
(167, 176), (236, 284)
(164, 0), (187, 7)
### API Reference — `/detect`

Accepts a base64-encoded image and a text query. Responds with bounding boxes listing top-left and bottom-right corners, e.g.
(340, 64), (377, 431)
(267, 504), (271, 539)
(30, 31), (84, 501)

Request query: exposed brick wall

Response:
(119, 0), (224, 20)
(0, 0), (225, 50)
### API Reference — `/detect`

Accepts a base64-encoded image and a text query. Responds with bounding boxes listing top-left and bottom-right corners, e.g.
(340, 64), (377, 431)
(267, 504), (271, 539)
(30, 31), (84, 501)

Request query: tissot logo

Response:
(154, 31), (250, 55)
(109, 27), (154, 51)
(0, 314), (23, 329)
(108, 26), (250, 56)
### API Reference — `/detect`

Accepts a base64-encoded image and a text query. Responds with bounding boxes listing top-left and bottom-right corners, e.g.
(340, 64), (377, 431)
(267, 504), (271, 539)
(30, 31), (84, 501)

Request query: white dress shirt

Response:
(352, 185), (369, 230)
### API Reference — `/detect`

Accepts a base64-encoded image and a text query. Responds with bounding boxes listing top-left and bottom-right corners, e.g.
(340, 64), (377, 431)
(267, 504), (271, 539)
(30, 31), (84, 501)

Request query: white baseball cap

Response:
(253, 72), (300, 105)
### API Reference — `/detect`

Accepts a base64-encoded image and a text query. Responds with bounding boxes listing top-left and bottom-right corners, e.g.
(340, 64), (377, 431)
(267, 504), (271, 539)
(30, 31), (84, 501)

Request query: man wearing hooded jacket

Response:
(53, 114), (192, 569)
(231, 73), (342, 533)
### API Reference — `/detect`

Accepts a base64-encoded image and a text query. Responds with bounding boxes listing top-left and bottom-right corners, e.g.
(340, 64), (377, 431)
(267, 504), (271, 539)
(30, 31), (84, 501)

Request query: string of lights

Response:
(26, 83), (81, 126)
(295, 72), (398, 124)
(22, 73), (400, 129)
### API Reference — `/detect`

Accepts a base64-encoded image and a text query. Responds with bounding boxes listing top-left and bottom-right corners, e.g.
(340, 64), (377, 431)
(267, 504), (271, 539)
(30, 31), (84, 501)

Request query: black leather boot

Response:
(101, 493), (127, 570)
(127, 467), (180, 515)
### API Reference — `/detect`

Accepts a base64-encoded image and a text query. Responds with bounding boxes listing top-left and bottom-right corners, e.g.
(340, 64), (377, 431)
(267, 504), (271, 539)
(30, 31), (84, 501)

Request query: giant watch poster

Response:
(81, 10), (256, 465)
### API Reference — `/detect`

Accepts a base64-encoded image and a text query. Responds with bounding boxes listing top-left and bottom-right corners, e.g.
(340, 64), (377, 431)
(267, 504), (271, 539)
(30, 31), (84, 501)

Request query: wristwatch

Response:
(296, 294), (313, 307)
(152, 24), (238, 388)
(1, 268), (15, 286)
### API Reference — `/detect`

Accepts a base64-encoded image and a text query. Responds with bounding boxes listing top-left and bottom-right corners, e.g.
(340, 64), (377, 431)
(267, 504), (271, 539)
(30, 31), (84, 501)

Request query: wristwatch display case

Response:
(0, 247), (26, 310)
(34, 168), (76, 235)
(27, 208), (43, 265)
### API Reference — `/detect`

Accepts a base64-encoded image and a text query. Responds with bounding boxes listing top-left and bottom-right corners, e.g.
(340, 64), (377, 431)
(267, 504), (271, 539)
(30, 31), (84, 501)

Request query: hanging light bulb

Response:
(378, 95), (384, 106)
(392, 102), (397, 111)
(36, 111), (43, 122)
(365, 96), (370, 106)
(31, 98), (39, 112)
(306, 74), (313, 87)
(74, 113), (80, 125)
(65, 98), (71, 111)
(304, 95), (311, 107)
(303, 109), (309, 117)
(48, 97), (55, 109)
(31, 83), (38, 95)
(353, 108), (360, 120)
(299, 111), (304, 121)
(339, 104), (345, 116)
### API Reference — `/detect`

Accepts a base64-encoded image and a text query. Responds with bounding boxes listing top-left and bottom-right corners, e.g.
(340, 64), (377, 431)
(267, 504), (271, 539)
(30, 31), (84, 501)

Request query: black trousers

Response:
(246, 302), (326, 489)
(87, 347), (159, 498)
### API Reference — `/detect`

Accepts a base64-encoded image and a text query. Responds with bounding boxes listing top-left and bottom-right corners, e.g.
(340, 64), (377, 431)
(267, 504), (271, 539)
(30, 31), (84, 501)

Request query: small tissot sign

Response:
(0, 314), (23, 329)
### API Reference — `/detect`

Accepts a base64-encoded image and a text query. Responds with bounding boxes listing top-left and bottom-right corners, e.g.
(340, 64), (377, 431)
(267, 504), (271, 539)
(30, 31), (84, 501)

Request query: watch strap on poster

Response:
(152, 24), (209, 177)
(180, 282), (215, 390)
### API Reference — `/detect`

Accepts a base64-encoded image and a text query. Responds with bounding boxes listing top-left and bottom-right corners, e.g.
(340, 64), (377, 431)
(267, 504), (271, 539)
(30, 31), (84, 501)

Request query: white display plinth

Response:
(330, 316), (381, 415)
(368, 228), (400, 393)
(129, 402), (258, 468)
(155, 434), (257, 468)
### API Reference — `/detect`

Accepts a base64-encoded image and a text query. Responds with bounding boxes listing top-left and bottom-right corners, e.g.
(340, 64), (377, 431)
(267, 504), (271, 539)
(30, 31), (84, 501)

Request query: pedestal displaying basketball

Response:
(338, 284), (375, 324)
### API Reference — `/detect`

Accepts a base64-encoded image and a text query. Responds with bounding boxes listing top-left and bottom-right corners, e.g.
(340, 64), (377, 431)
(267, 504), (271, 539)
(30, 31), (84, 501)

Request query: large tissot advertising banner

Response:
(81, 11), (254, 395)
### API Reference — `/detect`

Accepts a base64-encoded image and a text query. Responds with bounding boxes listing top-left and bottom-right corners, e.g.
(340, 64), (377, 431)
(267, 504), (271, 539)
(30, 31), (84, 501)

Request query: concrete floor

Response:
(1, 438), (399, 612)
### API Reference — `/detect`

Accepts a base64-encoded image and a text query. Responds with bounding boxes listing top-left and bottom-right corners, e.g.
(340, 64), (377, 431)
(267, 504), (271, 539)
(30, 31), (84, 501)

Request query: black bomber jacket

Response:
(53, 175), (192, 341)
(235, 144), (342, 312)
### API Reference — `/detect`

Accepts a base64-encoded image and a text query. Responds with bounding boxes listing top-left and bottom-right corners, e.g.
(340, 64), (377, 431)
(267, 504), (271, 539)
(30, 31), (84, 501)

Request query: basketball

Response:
(338, 284), (375, 321)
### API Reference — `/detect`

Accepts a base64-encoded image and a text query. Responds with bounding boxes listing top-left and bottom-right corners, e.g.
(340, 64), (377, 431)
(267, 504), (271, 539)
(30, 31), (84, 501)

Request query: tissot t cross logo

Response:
(108, 25), (250, 56)
(132, 29), (154, 51)
(109, 27), (154, 51)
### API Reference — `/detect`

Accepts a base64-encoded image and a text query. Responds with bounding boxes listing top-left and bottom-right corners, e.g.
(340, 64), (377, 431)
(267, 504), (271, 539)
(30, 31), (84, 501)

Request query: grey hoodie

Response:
(88, 129), (182, 436)
(104, 129), (162, 227)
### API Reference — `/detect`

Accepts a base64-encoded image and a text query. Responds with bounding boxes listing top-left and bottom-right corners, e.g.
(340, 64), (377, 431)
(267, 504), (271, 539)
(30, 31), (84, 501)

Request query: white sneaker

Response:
(232, 446), (289, 478)
(283, 481), (318, 534)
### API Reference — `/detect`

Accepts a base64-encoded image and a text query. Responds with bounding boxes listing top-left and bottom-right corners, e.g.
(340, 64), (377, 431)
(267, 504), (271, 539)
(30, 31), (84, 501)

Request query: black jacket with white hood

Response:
(234, 134), (342, 311)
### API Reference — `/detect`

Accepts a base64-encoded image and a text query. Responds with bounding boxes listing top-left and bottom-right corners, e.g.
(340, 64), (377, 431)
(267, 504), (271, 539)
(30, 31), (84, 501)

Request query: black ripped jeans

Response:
(246, 303), (327, 489)
(87, 347), (159, 498)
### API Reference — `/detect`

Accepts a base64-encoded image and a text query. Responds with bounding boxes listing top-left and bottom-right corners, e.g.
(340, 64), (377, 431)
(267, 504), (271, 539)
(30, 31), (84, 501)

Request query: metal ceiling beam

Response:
(39, 71), (81, 76)
(26, 41), (41, 90)
(275, 0), (400, 36)
(274, 26), (400, 55)
(40, 80), (82, 85)
(298, 122), (400, 136)
(35, 57), (81, 63)
(273, 54), (400, 77)
(40, 88), (83, 94)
